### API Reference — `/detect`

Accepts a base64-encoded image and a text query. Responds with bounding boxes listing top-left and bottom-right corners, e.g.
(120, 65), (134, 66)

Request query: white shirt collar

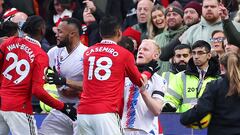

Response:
(100, 40), (117, 45)
(25, 36), (41, 47)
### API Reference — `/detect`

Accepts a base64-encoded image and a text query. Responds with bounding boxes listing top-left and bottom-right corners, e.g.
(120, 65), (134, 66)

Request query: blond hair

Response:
(147, 4), (166, 39)
(220, 53), (240, 96)
(141, 39), (161, 55)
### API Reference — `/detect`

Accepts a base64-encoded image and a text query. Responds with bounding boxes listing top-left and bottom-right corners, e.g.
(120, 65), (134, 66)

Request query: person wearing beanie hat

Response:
(154, 1), (187, 75)
(165, 6), (184, 18)
(183, 1), (202, 26)
(2, 8), (19, 22)
(123, 27), (141, 48)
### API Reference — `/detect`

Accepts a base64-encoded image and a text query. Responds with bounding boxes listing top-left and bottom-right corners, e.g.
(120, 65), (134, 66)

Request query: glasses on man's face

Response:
(192, 51), (209, 56)
(175, 54), (189, 58)
(210, 37), (225, 43)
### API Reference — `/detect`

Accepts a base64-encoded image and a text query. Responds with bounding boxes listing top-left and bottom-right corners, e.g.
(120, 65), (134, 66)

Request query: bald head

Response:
(137, 0), (154, 23)
(11, 12), (28, 24)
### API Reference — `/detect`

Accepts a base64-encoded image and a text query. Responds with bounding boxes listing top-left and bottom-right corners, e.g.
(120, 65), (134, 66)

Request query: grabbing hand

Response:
(47, 66), (66, 85)
(60, 103), (77, 121)
(138, 60), (160, 76)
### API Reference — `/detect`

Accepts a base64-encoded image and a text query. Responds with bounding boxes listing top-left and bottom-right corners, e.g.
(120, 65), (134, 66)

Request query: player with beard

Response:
(39, 17), (88, 135)
(163, 40), (220, 112)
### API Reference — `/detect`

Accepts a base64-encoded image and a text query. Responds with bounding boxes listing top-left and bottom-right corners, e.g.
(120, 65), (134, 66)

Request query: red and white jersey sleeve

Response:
(0, 37), (63, 114)
(78, 41), (143, 115)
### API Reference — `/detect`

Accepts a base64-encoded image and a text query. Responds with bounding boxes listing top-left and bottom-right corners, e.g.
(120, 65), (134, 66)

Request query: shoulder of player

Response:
(84, 44), (131, 56)
(151, 73), (167, 86)
(47, 46), (59, 55)
(1, 36), (19, 46)
(77, 42), (88, 52)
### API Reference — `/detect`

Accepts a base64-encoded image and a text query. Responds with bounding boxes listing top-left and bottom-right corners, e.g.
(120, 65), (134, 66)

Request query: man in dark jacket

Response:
(180, 53), (240, 135)
(164, 40), (220, 112)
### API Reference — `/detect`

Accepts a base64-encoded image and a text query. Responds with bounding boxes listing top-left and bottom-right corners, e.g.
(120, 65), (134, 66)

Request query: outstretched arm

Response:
(220, 4), (240, 48)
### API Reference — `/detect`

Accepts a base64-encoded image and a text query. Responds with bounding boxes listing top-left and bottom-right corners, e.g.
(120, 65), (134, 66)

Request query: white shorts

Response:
(0, 110), (37, 135)
(123, 129), (163, 135)
(77, 113), (123, 135)
(38, 109), (77, 135)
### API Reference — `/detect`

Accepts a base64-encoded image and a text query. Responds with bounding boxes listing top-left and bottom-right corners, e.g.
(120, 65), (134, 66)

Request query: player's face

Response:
(136, 40), (158, 65)
(56, 21), (70, 48)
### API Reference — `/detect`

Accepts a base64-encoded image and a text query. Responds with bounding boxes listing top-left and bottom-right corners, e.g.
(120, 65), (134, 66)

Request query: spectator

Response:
(39, 17), (87, 135)
(162, 44), (192, 112)
(122, 39), (167, 135)
(122, 27), (141, 55)
(174, 0), (202, 7)
(164, 40), (220, 113)
(3, 0), (36, 16)
(162, 44), (191, 85)
(77, 16), (158, 135)
(0, 15), (76, 135)
(154, 4), (187, 75)
(80, 2), (102, 46)
(183, 1), (202, 26)
(147, 4), (166, 39)
(132, 0), (154, 40)
(210, 30), (225, 58)
(180, 0), (240, 46)
(118, 36), (135, 54)
(2, 8), (28, 23)
(221, 0), (238, 20)
(121, 0), (139, 30)
(180, 52), (240, 135)
(221, 3), (240, 48)
(158, 0), (239, 62)
(45, 0), (73, 46)
(90, 0), (133, 24)
(0, 0), (3, 16)
(224, 40), (240, 54)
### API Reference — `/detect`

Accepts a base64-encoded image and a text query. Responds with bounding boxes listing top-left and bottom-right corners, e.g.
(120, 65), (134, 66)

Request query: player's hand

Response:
(60, 103), (77, 121)
(137, 60), (160, 75)
(47, 66), (66, 85)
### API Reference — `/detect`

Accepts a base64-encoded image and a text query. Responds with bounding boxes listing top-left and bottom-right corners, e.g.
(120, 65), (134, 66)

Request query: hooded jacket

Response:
(164, 56), (220, 113)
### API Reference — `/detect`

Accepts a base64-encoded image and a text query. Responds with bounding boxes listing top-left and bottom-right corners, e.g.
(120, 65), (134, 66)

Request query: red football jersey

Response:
(0, 36), (64, 114)
(78, 40), (144, 115)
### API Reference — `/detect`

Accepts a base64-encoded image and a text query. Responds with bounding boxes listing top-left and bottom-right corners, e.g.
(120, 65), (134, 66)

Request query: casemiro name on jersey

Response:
(7, 43), (35, 63)
(85, 47), (119, 57)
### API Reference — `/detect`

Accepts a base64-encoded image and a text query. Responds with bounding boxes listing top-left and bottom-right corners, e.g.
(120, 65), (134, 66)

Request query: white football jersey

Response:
(122, 73), (167, 134)
(47, 43), (88, 103)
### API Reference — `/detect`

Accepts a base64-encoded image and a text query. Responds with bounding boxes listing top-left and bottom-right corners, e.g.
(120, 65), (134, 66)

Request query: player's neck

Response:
(67, 39), (80, 53)
(27, 34), (41, 42)
(103, 37), (119, 44)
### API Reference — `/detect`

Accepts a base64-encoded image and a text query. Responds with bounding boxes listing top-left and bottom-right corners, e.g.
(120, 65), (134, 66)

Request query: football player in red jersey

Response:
(0, 16), (76, 135)
(77, 16), (159, 135)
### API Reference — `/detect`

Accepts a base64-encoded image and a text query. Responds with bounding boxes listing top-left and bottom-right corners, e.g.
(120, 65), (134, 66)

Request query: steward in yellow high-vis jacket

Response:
(164, 40), (220, 112)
